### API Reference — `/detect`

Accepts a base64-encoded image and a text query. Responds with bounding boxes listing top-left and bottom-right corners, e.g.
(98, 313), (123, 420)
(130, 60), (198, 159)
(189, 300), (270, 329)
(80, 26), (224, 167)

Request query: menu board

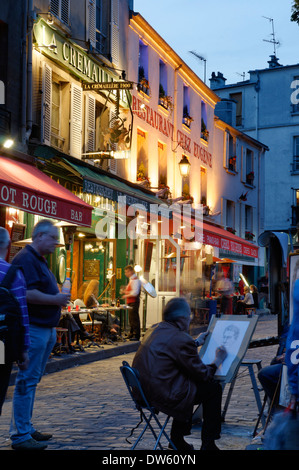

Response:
(8, 223), (26, 262)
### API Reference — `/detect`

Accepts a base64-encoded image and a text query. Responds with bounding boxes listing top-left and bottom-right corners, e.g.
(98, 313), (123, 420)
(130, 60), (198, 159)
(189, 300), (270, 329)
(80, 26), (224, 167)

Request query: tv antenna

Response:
(236, 72), (246, 81)
(262, 16), (280, 55)
(189, 50), (207, 83)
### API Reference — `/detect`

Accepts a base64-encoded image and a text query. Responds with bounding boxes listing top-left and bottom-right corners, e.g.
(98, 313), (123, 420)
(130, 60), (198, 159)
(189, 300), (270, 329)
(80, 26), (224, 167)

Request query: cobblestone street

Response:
(0, 314), (278, 453)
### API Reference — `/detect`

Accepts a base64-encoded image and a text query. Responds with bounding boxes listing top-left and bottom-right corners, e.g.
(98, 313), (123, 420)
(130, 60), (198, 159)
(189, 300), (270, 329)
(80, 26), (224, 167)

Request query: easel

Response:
(221, 358), (265, 426)
(198, 312), (260, 430)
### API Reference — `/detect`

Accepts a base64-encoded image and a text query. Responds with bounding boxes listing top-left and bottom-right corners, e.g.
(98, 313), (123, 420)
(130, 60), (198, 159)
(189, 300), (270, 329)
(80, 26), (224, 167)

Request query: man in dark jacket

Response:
(132, 297), (227, 451)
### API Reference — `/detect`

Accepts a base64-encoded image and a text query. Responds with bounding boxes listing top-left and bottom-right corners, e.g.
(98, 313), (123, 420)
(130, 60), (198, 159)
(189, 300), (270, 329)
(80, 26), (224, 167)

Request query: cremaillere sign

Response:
(33, 18), (107, 84)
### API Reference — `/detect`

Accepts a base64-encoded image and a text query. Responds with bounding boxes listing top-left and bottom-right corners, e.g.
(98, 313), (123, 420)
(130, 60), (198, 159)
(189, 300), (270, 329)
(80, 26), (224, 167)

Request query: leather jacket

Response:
(132, 319), (217, 421)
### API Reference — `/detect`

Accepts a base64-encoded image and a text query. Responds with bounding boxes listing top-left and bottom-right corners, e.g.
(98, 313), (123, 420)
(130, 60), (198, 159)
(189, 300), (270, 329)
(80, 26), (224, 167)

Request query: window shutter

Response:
(86, 0), (96, 48)
(111, 0), (119, 65)
(50, 0), (59, 17)
(60, 0), (70, 24)
(70, 83), (83, 158)
(85, 94), (95, 152)
(50, 0), (70, 24)
(41, 62), (52, 146)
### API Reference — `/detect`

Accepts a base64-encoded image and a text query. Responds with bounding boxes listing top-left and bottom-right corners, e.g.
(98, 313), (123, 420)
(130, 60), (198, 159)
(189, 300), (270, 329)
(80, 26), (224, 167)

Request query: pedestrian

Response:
(122, 265), (141, 341)
(132, 297), (227, 451)
(9, 219), (71, 450)
(0, 227), (30, 415)
(216, 271), (233, 314)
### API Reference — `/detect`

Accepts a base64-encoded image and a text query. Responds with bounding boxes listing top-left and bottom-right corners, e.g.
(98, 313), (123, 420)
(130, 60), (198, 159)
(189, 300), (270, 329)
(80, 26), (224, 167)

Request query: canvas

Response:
(199, 314), (258, 383)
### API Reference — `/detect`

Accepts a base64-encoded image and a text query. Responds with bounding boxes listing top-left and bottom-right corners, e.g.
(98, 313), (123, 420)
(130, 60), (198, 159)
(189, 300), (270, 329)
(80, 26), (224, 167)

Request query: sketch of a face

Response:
(222, 325), (240, 350)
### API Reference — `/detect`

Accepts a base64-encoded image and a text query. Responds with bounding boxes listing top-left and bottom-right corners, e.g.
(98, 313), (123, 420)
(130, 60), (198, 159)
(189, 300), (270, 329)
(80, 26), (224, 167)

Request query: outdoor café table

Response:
(105, 305), (131, 338)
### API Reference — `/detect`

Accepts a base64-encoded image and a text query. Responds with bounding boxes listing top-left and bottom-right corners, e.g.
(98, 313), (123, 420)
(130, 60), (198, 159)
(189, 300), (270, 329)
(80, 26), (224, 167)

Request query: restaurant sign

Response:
(33, 18), (111, 84)
(132, 94), (212, 168)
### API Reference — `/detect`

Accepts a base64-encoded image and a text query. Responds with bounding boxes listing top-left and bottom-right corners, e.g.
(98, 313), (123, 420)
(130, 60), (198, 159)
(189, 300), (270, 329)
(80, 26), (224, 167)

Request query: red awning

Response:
(0, 156), (92, 226)
(171, 214), (258, 259)
(202, 221), (258, 259)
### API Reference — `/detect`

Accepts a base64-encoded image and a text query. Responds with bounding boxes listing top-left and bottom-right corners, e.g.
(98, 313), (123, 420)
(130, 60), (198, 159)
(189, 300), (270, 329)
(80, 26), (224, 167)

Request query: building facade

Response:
(0, 1), (268, 327)
(210, 56), (299, 250)
(127, 12), (267, 325)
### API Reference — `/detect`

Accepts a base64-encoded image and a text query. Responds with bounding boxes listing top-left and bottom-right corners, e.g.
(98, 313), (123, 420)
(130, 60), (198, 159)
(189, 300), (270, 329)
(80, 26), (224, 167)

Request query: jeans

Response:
(10, 324), (56, 444)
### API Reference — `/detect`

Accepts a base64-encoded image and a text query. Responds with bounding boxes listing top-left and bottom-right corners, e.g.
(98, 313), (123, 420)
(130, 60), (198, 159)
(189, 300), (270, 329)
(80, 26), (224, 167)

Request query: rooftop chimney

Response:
(267, 55), (282, 68)
(210, 71), (227, 90)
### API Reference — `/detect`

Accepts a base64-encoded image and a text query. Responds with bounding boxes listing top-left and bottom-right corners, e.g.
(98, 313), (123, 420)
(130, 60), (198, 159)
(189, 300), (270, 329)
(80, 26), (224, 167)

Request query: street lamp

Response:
(178, 155), (191, 177)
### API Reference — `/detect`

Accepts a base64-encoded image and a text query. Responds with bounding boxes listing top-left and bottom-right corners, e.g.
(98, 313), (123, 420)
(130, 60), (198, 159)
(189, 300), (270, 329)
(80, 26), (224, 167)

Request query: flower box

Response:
(245, 231), (255, 241)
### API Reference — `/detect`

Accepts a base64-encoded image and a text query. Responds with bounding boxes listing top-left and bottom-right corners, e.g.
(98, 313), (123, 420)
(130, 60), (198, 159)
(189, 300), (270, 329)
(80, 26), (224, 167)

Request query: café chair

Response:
(120, 361), (176, 450)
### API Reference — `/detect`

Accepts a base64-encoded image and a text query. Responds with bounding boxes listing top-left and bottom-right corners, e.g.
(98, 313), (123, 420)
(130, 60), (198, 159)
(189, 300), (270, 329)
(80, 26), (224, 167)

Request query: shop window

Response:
(138, 40), (149, 95)
(292, 136), (299, 172)
(50, 0), (70, 25)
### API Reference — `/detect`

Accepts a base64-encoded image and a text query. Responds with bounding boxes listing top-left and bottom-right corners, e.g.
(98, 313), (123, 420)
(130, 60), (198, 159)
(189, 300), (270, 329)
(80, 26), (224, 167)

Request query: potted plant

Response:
(228, 156), (237, 172)
(226, 226), (236, 234)
(246, 171), (254, 185)
(201, 118), (209, 142)
(159, 84), (173, 112)
(183, 105), (193, 128)
(138, 66), (150, 95)
(245, 231), (255, 241)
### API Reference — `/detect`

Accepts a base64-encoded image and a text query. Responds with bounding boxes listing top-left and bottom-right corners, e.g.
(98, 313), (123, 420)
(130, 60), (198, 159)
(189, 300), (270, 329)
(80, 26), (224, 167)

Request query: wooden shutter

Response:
(70, 83), (83, 158)
(111, 0), (119, 65)
(86, 0), (96, 48)
(41, 62), (52, 146)
(50, 0), (70, 24)
(60, 0), (70, 24)
(85, 94), (95, 152)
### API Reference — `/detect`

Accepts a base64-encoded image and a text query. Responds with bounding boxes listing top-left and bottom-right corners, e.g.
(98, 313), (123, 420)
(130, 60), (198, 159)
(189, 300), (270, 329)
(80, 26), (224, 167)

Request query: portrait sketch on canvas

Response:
(199, 315), (258, 383)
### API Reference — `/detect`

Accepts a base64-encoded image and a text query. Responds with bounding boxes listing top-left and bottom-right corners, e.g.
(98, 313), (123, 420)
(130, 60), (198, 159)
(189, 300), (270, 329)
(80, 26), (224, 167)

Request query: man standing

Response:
(132, 297), (227, 450)
(122, 265), (141, 341)
(10, 219), (70, 450)
(0, 227), (29, 415)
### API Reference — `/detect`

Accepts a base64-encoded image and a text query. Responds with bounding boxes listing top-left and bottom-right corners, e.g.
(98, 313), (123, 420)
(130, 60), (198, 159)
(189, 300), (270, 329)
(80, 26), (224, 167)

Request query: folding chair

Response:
(120, 361), (177, 450)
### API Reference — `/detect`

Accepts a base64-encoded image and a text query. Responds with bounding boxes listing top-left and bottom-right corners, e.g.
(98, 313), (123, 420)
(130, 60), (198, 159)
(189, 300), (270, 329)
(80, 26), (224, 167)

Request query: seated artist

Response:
(235, 285), (254, 314)
(132, 297), (227, 451)
(257, 322), (288, 416)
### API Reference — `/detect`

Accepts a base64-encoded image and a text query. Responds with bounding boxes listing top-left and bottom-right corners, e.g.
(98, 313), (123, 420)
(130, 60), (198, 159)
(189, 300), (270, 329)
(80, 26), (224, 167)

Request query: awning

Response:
(202, 222), (259, 259)
(63, 159), (160, 212)
(170, 214), (259, 259)
(0, 156), (93, 226)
